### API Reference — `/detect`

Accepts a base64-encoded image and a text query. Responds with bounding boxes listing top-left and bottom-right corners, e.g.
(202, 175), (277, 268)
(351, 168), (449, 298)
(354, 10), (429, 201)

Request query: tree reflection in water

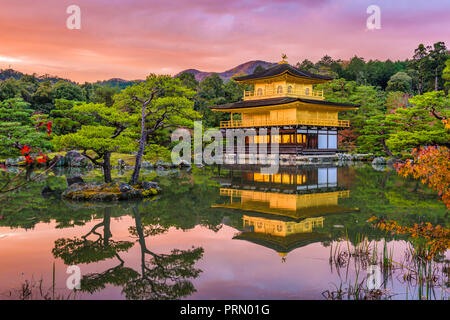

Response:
(51, 204), (204, 300)
(123, 206), (203, 300)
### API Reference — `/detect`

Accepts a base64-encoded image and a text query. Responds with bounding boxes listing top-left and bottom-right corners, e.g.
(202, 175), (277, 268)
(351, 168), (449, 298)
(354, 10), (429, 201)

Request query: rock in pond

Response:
(156, 159), (177, 168)
(371, 157), (386, 165)
(56, 150), (92, 168)
(66, 176), (84, 186)
(62, 181), (161, 201)
(41, 186), (55, 197)
(141, 161), (155, 169)
(386, 158), (401, 167)
(118, 159), (126, 168)
(141, 181), (159, 189)
(178, 160), (191, 168)
(119, 182), (134, 192)
(5, 156), (26, 166)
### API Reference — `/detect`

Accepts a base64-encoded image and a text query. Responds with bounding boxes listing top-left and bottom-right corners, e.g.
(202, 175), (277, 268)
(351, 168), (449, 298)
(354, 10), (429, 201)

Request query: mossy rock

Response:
(62, 181), (161, 201)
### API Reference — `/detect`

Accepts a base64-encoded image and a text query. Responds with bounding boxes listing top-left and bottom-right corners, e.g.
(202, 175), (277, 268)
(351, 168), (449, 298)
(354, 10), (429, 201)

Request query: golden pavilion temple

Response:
(210, 60), (359, 155)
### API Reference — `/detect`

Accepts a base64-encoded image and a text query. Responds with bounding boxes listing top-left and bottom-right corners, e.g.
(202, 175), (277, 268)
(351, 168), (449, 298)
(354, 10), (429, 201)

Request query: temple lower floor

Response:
(220, 126), (341, 155)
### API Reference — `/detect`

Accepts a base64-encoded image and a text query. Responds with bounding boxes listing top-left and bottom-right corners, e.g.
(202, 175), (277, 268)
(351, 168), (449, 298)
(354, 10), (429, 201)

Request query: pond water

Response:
(0, 164), (448, 300)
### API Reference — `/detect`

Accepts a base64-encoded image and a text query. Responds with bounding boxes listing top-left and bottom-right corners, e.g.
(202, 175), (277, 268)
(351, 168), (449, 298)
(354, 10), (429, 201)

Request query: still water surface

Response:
(0, 164), (448, 300)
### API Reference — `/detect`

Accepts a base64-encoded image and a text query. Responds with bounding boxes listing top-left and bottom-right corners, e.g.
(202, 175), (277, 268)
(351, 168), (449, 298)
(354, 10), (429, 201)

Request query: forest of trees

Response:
(0, 41), (448, 179)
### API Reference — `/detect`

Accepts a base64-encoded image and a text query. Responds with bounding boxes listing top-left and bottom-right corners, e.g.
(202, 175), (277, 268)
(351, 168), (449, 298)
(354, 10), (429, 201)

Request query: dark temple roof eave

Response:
(209, 97), (360, 110)
(234, 63), (333, 82)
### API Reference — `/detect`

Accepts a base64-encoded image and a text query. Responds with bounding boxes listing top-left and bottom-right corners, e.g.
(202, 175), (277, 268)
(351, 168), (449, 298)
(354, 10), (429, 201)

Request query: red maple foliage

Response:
(395, 146), (450, 209)
(35, 121), (53, 137)
(11, 120), (53, 167)
(20, 145), (31, 155)
(46, 121), (52, 137)
(338, 128), (358, 152)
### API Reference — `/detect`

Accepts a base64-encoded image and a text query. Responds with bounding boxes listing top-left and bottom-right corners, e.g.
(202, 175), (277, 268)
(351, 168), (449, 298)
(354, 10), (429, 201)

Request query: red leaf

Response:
(20, 145), (31, 154)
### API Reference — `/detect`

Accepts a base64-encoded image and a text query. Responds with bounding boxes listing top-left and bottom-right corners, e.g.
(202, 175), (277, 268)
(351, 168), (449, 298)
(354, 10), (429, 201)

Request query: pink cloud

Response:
(0, 0), (448, 82)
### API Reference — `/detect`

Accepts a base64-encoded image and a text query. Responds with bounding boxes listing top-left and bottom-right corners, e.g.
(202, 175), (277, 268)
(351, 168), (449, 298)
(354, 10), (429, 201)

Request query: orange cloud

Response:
(0, 0), (448, 82)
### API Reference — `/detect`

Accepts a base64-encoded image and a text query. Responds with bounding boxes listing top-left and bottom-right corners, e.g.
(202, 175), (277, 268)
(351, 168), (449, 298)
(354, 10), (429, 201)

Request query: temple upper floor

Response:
(234, 62), (331, 101)
(244, 82), (324, 101)
(210, 61), (360, 129)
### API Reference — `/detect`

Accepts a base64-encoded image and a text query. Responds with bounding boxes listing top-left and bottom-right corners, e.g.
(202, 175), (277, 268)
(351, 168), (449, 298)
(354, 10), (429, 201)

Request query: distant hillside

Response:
(0, 60), (276, 87)
(0, 68), (75, 84)
(177, 60), (276, 82)
(0, 68), (137, 88)
(94, 78), (139, 89)
(0, 68), (24, 81)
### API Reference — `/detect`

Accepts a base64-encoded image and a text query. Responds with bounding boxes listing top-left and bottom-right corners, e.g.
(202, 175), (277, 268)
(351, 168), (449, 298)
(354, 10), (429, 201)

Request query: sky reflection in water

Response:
(0, 164), (448, 300)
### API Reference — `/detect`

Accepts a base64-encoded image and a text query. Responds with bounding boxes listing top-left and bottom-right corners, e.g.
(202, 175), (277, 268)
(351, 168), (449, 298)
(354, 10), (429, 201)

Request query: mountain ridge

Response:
(0, 60), (276, 87)
(176, 60), (276, 82)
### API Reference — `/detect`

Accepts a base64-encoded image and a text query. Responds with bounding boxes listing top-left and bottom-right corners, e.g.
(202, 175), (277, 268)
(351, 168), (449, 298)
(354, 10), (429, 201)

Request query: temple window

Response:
(297, 134), (307, 143)
(281, 134), (294, 144)
(305, 88), (310, 96)
(277, 85), (283, 94)
(287, 86), (293, 94)
(257, 88), (263, 96)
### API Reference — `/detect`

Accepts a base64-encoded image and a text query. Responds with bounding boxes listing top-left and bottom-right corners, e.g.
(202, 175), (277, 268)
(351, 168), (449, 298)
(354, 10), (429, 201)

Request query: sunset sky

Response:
(0, 0), (448, 83)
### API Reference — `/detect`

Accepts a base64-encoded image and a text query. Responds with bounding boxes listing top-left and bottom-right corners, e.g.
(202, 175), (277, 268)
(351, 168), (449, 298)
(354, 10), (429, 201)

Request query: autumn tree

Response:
(395, 146), (450, 209)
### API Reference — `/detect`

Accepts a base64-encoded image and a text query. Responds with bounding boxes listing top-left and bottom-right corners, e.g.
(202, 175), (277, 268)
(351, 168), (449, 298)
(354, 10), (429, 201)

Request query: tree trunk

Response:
(130, 131), (147, 185)
(132, 206), (147, 276)
(103, 207), (112, 246)
(130, 104), (148, 185)
(25, 166), (33, 182)
(435, 67), (438, 91)
(381, 170), (393, 189)
(381, 139), (394, 158)
(103, 151), (112, 183)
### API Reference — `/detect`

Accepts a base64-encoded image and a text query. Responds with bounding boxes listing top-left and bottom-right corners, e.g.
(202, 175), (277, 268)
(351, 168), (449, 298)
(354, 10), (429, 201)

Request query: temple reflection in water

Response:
(213, 165), (358, 259)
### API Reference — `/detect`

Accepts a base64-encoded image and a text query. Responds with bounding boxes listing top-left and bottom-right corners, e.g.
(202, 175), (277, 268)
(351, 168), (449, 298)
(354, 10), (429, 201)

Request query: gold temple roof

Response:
(233, 231), (330, 254)
(233, 63), (332, 84)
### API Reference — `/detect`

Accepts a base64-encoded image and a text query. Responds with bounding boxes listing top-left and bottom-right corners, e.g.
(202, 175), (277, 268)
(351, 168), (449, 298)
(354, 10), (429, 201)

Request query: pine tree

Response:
(53, 103), (137, 183)
(0, 98), (52, 157)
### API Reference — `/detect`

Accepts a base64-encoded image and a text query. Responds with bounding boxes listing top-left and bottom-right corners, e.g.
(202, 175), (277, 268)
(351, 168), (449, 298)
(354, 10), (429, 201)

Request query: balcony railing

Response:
(219, 188), (350, 199)
(243, 88), (324, 101)
(220, 118), (350, 128)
